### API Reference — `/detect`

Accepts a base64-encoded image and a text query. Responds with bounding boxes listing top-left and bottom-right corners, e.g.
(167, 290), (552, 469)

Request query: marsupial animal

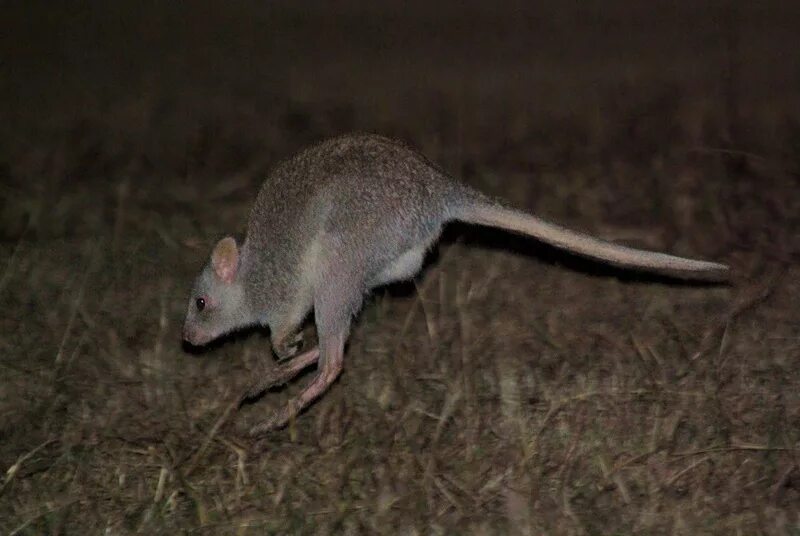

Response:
(182, 134), (728, 435)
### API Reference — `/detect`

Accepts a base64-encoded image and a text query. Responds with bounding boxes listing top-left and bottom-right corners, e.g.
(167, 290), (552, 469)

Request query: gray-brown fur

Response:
(182, 133), (729, 434)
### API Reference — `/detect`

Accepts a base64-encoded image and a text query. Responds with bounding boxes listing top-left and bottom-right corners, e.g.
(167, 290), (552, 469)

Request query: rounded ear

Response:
(211, 237), (239, 283)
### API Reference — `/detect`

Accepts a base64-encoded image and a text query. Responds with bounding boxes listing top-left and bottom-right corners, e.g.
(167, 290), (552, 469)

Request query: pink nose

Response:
(184, 325), (214, 346)
(182, 325), (200, 344)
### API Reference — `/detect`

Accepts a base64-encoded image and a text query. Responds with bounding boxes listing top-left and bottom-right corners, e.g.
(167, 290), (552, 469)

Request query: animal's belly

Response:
(370, 246), (427, 287)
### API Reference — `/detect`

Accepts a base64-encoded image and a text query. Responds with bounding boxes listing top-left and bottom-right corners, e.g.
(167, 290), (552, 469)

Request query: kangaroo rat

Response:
(182, 133), (728, 435)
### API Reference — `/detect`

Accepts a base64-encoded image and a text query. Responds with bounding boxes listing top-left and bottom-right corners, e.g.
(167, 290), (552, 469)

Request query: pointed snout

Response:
(181, 324), (195, 345)
(182, 324), (210, 347)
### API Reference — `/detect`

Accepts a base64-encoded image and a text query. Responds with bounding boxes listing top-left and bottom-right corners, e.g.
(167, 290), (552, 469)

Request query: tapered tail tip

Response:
(681, 261), (731, 283)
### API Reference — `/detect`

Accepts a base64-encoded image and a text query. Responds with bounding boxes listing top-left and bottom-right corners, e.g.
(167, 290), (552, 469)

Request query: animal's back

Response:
(244, 134), (455, 284)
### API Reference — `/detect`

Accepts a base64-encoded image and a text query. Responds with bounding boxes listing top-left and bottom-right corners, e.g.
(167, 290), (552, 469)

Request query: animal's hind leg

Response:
(249, 257), (361, 435)
(241, 346), (321, 401)
(247, 332), (346, 435)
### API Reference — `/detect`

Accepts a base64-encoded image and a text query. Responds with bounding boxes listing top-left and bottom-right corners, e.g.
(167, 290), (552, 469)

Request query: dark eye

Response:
(195, 297), (206, 311)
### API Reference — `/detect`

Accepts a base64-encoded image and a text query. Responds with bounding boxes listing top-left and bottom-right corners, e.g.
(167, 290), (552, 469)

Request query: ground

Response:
(1, 2), (799, 534)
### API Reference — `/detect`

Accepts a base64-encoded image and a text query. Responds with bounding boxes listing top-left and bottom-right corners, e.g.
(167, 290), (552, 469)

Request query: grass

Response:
(1, 2), (799, 534)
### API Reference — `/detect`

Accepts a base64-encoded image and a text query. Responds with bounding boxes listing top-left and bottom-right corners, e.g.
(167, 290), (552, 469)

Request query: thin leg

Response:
(248, 242), (364, 436)
(241, 346), (320, 401)
(248, 332), (345, 435)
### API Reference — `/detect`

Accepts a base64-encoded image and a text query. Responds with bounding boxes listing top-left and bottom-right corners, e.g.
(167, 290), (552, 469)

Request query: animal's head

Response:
(182, 237), (252, 346)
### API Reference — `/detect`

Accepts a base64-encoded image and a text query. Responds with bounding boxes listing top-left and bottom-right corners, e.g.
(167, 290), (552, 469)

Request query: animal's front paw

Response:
(272, 332), (305, 361)
(241, 368), (286, 401)
(248, 406), (294, 436)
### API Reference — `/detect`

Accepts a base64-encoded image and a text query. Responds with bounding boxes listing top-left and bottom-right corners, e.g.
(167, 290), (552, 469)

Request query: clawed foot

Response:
(273, 332), (305, 361)
(248, 404), (297, 436)
(242, 331), (346, 438)
(241, 368), (290, 402)
(239, 347), (322, 403)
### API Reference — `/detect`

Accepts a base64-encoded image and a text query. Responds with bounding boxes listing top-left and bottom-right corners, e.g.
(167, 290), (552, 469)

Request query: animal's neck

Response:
(238, 238), (281, 328)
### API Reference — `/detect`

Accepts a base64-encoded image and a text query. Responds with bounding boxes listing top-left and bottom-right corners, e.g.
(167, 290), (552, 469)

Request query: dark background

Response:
(2, 2), (799, 533)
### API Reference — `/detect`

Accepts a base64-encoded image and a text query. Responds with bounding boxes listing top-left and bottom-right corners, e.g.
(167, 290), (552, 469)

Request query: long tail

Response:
(450, 190), (729, 281)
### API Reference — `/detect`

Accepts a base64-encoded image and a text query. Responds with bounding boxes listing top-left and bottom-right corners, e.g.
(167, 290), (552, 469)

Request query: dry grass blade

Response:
(54, 248), (96, 366)
(691, 269), (782, 362)
(1, 439), (56, 496)
(434, 476), (463, 517)
(662, 456), (712, 489)
(671, 444), (800, 458)
(8, 499), (77, 536)
(183, 396), (240, 477)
